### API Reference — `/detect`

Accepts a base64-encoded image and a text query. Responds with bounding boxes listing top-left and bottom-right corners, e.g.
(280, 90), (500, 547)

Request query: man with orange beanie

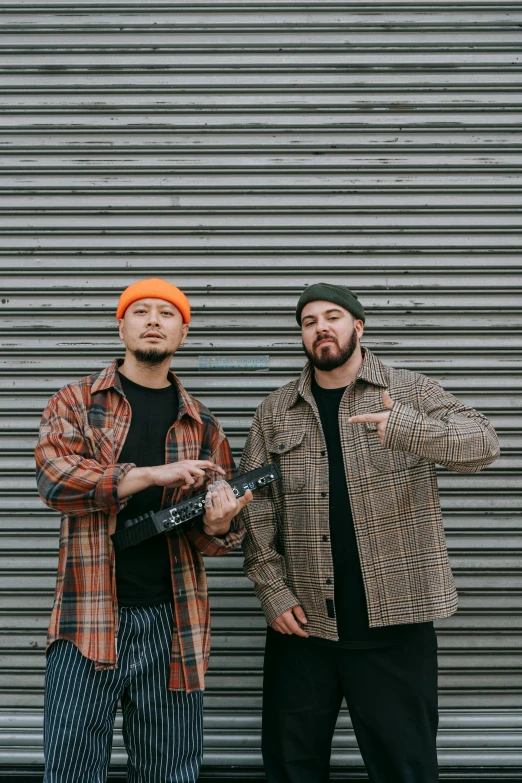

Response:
(35, 278), (252, 782)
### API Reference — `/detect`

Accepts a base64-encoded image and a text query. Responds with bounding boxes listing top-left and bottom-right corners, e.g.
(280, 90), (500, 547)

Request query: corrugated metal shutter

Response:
(0, 0), (520, 776)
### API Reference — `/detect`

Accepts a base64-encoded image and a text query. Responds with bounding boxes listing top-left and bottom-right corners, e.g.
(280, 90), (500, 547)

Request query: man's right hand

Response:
(150, 460), (225, 491)
(271, 605), (309, 637)
(118, 460), (225, 499)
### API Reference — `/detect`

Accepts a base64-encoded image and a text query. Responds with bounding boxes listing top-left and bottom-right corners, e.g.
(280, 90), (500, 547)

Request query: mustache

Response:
(314, 335), (339, 350)
(140, 330), (166, 339)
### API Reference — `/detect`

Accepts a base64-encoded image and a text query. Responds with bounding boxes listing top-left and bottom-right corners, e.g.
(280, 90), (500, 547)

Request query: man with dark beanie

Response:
(240, 282), (499, 782)
(35, 278), (252, 782)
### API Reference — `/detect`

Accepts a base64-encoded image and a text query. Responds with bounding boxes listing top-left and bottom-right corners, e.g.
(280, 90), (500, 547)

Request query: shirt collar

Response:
(91, 359), (123, 395)
(288, 347), (389, 409)
(91, 359), (202, 425)
(356, 347), (389, 389)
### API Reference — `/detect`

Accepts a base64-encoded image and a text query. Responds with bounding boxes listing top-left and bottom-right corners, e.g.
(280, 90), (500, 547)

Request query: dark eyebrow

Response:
(302, 308), (344, 321)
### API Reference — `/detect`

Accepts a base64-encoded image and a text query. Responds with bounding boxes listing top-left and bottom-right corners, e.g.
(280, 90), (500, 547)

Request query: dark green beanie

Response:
(296, 282), (365, 325)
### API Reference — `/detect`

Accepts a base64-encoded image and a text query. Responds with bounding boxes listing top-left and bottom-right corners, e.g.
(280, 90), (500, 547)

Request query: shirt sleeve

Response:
(184, 423), (246, 557)
(35, 390), (135, 517)
(239, 408), (299, 626)
(384, 375), (500, 473)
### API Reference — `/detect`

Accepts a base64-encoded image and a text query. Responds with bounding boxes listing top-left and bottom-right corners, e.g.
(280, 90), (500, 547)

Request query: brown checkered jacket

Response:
(239, 348), (500, 637)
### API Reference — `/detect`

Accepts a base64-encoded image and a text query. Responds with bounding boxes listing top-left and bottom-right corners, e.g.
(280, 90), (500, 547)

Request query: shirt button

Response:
(321, 491), (327, 497)
(279, 444), (285, 451)
(321, 450), (326, 457)
(322, 535), (328, 542)
(326, 578), (332, 585)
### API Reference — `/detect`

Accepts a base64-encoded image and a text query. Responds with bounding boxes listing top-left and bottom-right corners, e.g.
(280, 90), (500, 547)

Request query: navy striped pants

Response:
(43, 602), (203, 783)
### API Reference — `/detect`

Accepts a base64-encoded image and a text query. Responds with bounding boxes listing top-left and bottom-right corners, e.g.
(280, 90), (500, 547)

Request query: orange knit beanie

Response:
(116, 278), (191, 324)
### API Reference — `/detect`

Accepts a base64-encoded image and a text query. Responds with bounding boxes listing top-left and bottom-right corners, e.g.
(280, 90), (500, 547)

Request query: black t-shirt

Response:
(311, 376), (432, 648)
(115, 372), (178, 607)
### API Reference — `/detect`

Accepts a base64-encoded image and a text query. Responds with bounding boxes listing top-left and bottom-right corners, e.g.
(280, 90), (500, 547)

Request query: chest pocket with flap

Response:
(364, 422), (422, 473)
(268, 430), (307, 494)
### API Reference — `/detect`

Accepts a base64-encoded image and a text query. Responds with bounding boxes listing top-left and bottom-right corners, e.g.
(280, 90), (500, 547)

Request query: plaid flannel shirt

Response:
(35, 359), (244, 692)
(240, 348), (500, 638)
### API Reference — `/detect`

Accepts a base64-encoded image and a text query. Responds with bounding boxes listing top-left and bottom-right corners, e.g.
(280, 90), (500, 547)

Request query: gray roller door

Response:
(0, 0), (521, 776)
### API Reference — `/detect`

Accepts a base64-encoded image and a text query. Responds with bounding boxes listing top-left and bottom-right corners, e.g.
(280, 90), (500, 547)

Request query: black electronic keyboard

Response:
(111, 462), (281, 552)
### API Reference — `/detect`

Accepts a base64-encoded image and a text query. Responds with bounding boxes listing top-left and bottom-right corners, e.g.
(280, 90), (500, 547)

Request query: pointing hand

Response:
(348, 390), (395, 445)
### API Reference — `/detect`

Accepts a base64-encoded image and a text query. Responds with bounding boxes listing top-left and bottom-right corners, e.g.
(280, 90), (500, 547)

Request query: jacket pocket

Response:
(268, 430), (307, 494)
(364, 422), (422, 472)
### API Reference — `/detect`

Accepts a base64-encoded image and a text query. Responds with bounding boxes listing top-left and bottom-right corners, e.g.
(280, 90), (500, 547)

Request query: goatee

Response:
(303, 327), (358, 371)
(131, 348), (173, 368)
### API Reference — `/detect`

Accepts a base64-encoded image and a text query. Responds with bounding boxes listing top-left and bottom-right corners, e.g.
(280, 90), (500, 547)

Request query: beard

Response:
(303, 327), (358, 371)
(131, 348), (173, 368)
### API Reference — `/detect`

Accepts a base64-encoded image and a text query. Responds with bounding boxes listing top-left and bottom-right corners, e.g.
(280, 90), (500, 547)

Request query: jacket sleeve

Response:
(35, 389), (135, 517)
(185, 424), (245, 557)
(239, 408), (299, 626)
(384, 375), (500, 473)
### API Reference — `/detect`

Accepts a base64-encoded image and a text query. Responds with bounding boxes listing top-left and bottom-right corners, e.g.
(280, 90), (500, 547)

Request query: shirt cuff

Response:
(258, 585), (300, 626)
(94, 462), (136, 516)
(383, 400), (422, 454)
(189, 519), (232, 556)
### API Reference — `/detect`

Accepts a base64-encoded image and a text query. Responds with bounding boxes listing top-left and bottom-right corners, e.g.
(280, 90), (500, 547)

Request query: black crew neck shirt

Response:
(115, 372), (178, 607)
(311, 376), (432, 648)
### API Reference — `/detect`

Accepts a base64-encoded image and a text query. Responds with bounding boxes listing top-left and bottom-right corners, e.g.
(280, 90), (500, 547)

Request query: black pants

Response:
(262, 626), (439, 783)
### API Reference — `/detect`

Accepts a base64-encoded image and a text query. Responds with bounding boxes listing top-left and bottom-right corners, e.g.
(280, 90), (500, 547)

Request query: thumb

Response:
(382, 389), (395, 411)
(237, 489), (254, 508)
(293, 605), (308, 624)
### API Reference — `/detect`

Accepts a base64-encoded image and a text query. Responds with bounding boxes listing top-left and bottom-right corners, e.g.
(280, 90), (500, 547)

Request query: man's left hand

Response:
(348, 390), (395, 445)
(202, 480), (253, 537)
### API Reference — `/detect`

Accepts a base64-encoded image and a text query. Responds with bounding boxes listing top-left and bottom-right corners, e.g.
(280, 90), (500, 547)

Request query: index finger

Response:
(348, 413), (387, 424)
(196, 461), (226, 475)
